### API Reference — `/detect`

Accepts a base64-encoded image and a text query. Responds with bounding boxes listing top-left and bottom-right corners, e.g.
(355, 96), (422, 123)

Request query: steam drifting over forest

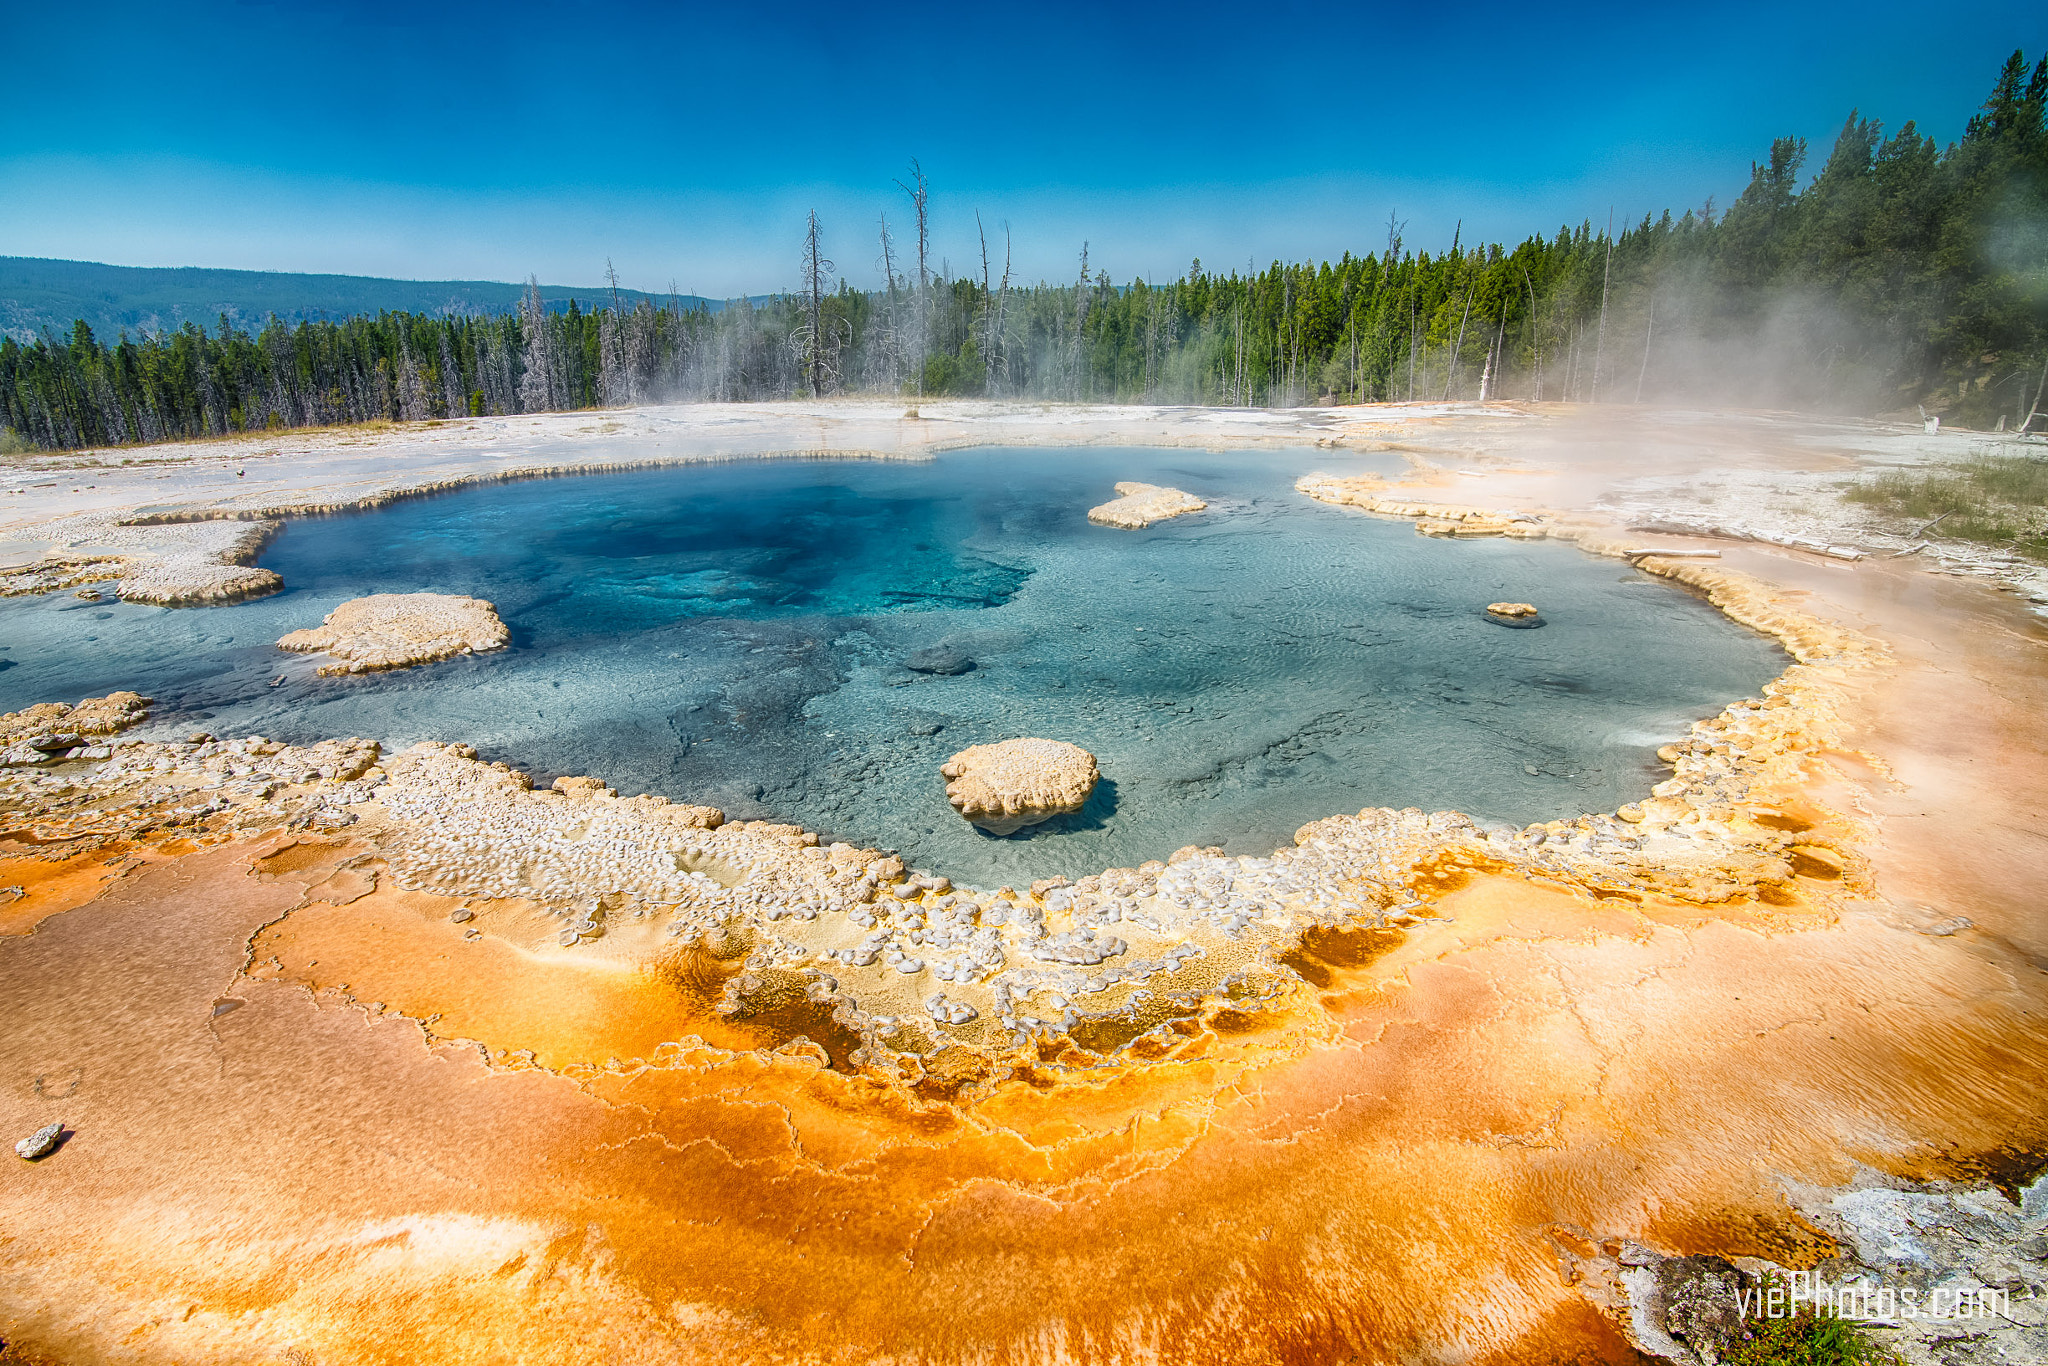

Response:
(3, 50), (2044, 451)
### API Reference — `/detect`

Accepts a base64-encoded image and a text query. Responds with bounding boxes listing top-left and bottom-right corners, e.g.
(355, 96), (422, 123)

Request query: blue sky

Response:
(2, 0), (2041, 295)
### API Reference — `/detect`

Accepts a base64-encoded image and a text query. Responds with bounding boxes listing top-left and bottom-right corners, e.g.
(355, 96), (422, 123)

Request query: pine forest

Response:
(4, 51), (2044, 450)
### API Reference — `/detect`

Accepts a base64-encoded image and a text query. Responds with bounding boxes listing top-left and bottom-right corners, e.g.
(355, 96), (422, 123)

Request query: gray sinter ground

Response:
(0, 446), (1785, 887)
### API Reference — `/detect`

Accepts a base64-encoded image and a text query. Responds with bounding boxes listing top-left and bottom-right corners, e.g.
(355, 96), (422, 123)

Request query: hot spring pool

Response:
(0, 446), (1786, 886)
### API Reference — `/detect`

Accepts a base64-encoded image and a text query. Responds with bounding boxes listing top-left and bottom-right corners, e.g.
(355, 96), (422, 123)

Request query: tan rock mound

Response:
(1087, 482), (1207, 529)
(279, 593), (510, 675)
(0, 692), (153, 764)
(940, 738), (1099, 835)
(1487, 602), (1538, 618)
(0, 692), (151, 745)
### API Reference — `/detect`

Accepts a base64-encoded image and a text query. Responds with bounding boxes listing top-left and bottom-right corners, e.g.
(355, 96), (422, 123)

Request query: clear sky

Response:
(3, 0), (2042, 295)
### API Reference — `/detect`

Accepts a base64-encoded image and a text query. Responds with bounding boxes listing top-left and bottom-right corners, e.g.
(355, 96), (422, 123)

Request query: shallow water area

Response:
(0, 446), (1785, 885)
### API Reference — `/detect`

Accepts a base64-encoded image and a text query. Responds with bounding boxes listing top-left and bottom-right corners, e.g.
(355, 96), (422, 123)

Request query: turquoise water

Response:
(0, 447), (1784, 886)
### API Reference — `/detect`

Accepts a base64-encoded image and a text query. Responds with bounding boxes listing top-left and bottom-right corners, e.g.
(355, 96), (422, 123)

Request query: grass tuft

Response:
(1722, 1308), (1902, 1365)
(1843, 454), (2048, 557)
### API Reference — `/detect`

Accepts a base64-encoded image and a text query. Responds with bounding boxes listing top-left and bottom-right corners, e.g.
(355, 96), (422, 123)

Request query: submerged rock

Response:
(940, 738), (1099, 836)
(1087, 481), (1208, 529)
(905, 644), (974, 675)
(278, 593), (510, 675)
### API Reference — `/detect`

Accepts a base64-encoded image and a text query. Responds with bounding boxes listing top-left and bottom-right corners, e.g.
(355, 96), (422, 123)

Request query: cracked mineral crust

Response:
(278, 592), (510, 675)
(1087, 481), (1208, 528)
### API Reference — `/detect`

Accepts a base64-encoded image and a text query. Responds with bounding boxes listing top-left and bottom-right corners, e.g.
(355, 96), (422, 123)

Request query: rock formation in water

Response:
(1087, 482), (1207, 529)
(940, 738), (1100, 835)
(0, 517), (283, 606)
(1297, 474), (1549, 538)
(905, 644), (974, 674)
(1485, 601), (1544, 628)
(278, 592), (510, 675)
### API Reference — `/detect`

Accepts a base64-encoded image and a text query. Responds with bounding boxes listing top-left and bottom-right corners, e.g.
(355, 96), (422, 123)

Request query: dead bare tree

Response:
(2020, 348), (2048, 434)
(1635, 291), (1658, 402)
(977, 212), (994, 392)
(991, 224), (1012, 396)
(1442, 283), (1474, 400)
(894, 161), (930, 399)
(792, 210), (840, 398)
(1520, 265), (1542, 401)
(1232, 302), (1245, 405)
(1408, 295), (1418, 402)
(1072, 242), (1092, 400)
(517, 276), (558, 413)
(1592, 208), (1614, 401)
(867, 213), (904, 392)
(1479, 315), (1503, 401)
(599, 258), (629, 406)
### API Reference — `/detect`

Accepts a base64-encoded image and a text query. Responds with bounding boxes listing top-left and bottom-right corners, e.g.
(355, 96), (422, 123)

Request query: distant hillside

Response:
(0, 257), (724, 343)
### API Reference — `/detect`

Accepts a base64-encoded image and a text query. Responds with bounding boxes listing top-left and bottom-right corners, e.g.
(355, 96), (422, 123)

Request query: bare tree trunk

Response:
(893, 162), (930, 400)
(1234, 303), (1244, 406)
(518, 276), (561, 412)
(1635, 292), (1657, 403)
(439, 330), (466, 417)
(977, 212), (996, 395)
(2022, 348), (2048, 434)
(1520, 267), (1542, 401)
(1442, 287), (1474, 400)
(993, 225), (1011, 397)
(876, 213), (901, 392)
(1280, 274), (1292, 406)
(1479, 316), (1502, 401)
(799, 210), (832, 398)
(1072, 243), (1091, 401)
(1407, 295), (1417, 402)
(1593, 208), (1614, 401)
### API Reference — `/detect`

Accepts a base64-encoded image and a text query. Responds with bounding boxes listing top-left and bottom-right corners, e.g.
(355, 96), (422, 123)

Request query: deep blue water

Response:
(0, 447), (1785, 885)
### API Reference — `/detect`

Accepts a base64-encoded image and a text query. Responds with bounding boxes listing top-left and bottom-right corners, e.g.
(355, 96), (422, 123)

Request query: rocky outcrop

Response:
(0, 692), (152, 765)
(118, 558), (282, 606)
(1558, 1168), (2048, 1366)
(278, 593), (510, 675)
(1087, 482), (1207, 529)
(940, 738), (1099, 835)
(0, 558), (126, 597)
(0, 518), (283, 606)
(1, 692), (151, 745)
(1297, 474), (1547, 538)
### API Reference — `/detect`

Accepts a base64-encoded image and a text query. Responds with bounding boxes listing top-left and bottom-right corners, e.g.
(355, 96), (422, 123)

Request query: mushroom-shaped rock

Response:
(1485, 602), (1544, 628)
(278, 593), (510, 675)
(1087, 482), (1207, 529)
(940, 738), (1099, 836)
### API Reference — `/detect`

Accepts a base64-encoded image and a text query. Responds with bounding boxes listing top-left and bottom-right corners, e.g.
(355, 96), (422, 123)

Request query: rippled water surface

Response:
(0, 447), (1785, 884)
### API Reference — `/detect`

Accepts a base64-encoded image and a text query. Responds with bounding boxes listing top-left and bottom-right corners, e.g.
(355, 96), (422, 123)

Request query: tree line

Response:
(3, 50), (2043, 451)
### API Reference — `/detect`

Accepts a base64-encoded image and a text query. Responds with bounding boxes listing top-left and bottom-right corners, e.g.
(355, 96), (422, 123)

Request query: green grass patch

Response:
(1843, 454), (2048, 557)
(1722, 1308), (1902, 1365)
